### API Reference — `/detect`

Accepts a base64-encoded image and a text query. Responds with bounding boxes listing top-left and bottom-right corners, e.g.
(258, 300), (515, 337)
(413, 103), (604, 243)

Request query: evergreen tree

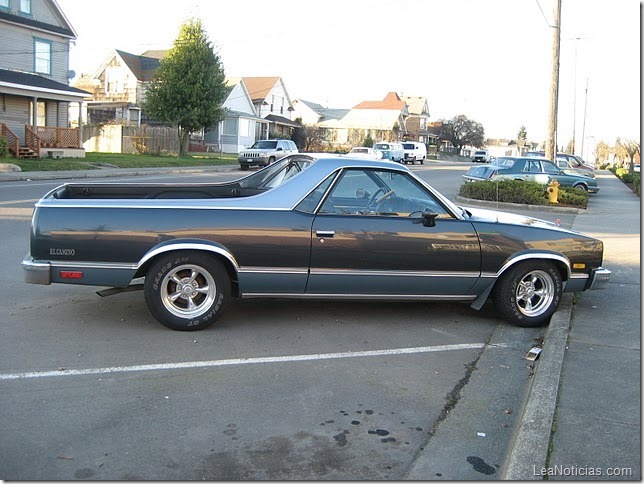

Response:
(143, 19), (227, 156)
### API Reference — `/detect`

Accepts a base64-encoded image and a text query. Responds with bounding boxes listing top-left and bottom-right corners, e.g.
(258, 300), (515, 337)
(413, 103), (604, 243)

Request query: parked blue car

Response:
(462, 156), (599, 193)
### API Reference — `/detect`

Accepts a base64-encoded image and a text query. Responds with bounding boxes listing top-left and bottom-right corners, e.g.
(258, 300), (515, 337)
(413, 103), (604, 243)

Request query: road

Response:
(0, 162), (554, 479)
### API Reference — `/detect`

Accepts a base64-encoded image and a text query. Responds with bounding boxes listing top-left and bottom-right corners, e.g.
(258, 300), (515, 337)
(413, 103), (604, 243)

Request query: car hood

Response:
(461, 206), (584, 235)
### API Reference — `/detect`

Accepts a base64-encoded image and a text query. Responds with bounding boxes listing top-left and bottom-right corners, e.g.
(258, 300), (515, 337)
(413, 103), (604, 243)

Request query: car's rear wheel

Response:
(493, 261), (562, 327)
(144, 251), (230, 331)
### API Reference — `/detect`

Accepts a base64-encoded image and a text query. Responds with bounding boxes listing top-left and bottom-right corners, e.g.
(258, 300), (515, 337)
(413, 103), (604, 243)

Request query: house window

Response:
(34, 39), (51, 75)
(222, 118), (238, 136)
(29, 101), (46, 126)
(105, 67), (124, 93)
(0, 0), (10, 10)
(239, 118), (250, 137)
(20, 0), (30, 14)
(128, 108), (140, 125)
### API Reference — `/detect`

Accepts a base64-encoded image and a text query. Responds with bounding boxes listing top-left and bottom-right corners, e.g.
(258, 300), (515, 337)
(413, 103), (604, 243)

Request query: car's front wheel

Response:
(493, 261), (562, 327)
(144, 251), (230, 331)
(573, 183), (588, 191)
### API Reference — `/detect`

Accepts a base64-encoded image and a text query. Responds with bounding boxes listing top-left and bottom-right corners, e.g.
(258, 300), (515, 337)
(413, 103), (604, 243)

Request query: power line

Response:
(534, 0), (554, 28)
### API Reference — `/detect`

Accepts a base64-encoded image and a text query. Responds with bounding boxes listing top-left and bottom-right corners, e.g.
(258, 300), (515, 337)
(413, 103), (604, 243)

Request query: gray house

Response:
(0, 0), (88, 158)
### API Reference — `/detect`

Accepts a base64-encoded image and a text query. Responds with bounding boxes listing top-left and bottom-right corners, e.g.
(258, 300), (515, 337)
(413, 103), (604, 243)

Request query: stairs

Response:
(14, 146), (38, 159)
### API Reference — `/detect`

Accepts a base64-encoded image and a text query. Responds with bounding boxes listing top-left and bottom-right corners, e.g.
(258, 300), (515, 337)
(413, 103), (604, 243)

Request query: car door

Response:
(305, 168), (481, 297)
(521, 159), (550, 184)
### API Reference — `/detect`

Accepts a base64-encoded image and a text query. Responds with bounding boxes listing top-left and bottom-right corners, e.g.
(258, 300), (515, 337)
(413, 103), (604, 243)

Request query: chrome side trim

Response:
(239, 267), (309, 275)
(242, 293), (477, 301)
(310, 268), (481, 278)
(569, 273), (590, 279)
(50, 260), (137, 270)
(35, 201), (291, 211)
(496, 253), (571, 279)
(137, 243), (240, 271)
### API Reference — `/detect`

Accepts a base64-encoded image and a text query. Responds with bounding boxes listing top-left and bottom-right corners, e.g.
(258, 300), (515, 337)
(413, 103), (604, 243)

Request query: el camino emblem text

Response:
(50, 248), (75, 256)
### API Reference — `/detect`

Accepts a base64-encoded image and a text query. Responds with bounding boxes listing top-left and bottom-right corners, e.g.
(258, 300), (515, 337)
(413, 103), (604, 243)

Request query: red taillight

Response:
(60, 271), (83, 279)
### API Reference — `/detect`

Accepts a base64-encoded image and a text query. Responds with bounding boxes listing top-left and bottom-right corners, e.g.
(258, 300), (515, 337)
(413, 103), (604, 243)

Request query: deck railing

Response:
(25, 125), (42, 156)
(1, 123), (20, 158)
(30, 125), (81, 149)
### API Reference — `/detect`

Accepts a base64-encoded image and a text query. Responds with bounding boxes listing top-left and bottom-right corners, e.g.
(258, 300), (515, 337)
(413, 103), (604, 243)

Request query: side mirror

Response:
(277, 147), (283, 151)
(422, 211), (439, 227)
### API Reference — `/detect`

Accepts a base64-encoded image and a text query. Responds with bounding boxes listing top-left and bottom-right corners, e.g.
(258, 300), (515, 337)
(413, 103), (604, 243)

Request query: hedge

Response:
(459, 179), (588, 208)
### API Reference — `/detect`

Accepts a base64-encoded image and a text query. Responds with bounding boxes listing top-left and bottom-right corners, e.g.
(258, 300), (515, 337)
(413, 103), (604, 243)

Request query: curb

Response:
(501, 293), (572, 480)
(455, 196), (584, 214)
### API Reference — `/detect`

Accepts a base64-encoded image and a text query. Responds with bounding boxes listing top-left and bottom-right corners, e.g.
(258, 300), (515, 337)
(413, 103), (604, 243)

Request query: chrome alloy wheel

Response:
(160, 264), (217, 318)
(515, 269), (555, 317)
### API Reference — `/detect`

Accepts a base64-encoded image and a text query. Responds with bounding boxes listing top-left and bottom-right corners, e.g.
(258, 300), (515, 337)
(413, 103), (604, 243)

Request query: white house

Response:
(203, 78), (268, 153)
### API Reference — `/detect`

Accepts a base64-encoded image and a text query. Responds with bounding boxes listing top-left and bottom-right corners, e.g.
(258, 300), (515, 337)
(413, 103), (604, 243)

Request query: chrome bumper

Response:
(587, 267), (611, 290)
(22, 255), (51, 285)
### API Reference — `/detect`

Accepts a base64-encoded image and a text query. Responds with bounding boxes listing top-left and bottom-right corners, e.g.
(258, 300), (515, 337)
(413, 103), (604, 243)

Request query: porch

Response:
(1, 123), (85, 159)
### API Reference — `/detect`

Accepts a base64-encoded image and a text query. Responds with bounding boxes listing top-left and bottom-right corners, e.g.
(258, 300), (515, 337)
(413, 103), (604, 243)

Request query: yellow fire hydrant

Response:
(547, 179), (560, 204)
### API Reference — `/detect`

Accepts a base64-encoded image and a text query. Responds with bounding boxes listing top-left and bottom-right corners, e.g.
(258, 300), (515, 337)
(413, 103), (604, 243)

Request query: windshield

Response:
(238, 156), (314, 189)
(250, 140), (278, 150)
(374, 143), (390, 150)
(474, 151), (486, 155)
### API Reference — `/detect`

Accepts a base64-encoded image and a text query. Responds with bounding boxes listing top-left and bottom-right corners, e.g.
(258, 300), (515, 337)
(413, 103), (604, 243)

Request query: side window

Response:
(294, 174), (336, 213)
(542, 161), (560, 174)
(523, 160), (541, 173)
(319, 169), (450, 217)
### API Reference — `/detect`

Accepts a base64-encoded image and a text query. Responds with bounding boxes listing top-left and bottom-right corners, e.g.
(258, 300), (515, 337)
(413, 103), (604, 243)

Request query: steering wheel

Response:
(364, 187), (387, 210)
(365, 188), (395, 213)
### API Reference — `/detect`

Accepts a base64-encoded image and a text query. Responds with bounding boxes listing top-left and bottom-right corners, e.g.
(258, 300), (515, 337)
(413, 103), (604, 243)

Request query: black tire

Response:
(144, 251), (230, 331)
(268, 156), (276, 165)
(492, 261), (562, 327)
(240, 164), (249, 171)
(573, 183), (588, 191)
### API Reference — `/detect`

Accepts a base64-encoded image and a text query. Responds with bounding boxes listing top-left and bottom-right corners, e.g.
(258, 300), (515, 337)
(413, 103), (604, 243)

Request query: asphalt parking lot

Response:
(0, 163), (574, 479)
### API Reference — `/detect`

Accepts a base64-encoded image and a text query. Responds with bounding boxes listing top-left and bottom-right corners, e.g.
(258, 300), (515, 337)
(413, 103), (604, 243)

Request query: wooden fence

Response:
(83, 125), (180, 154)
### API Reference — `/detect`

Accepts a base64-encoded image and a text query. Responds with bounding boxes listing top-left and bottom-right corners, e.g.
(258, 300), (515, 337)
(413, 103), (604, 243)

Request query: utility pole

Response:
(546, 0), (562, 161)
(571, 37), (580, 155)
(580, 77), (589, 157)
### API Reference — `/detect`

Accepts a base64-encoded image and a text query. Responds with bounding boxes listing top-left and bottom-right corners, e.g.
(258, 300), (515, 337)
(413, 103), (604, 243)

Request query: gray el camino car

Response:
(23, 154), (610, 331)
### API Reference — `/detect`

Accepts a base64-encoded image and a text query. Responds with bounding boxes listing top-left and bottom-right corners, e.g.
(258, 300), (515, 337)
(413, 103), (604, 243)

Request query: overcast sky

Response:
(57, 0), (640, 153)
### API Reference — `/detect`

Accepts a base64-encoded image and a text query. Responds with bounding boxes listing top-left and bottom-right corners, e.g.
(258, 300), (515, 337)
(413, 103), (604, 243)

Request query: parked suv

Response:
(472, 150), (490, 163)
(238, 139), (298, 170)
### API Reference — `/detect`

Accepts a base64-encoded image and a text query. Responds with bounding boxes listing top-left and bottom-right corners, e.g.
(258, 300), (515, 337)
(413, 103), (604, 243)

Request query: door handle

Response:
(316, 230), (335, 238)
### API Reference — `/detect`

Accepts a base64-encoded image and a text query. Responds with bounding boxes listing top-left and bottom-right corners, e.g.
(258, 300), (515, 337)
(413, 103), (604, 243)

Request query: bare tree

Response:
(439, 115), (485, 153)
(617, 139), (641, 175)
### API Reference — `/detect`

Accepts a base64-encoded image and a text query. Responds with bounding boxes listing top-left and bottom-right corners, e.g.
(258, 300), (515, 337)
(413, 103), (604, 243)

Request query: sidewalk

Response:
(505, 171), (641, 480)
(0, 163), (239, 182)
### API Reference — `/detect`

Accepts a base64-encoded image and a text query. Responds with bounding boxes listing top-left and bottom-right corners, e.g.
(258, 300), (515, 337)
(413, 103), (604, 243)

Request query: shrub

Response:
(558, 187), (588, 207)
(0, 134), (7, 157)
(615, 167), (629, 177)
(459, 180), (549, 205)
(459, 180), (588, 208)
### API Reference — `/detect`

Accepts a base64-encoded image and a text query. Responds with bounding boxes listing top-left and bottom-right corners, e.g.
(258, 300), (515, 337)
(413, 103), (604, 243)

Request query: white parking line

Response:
(0, 343), (490, 381)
